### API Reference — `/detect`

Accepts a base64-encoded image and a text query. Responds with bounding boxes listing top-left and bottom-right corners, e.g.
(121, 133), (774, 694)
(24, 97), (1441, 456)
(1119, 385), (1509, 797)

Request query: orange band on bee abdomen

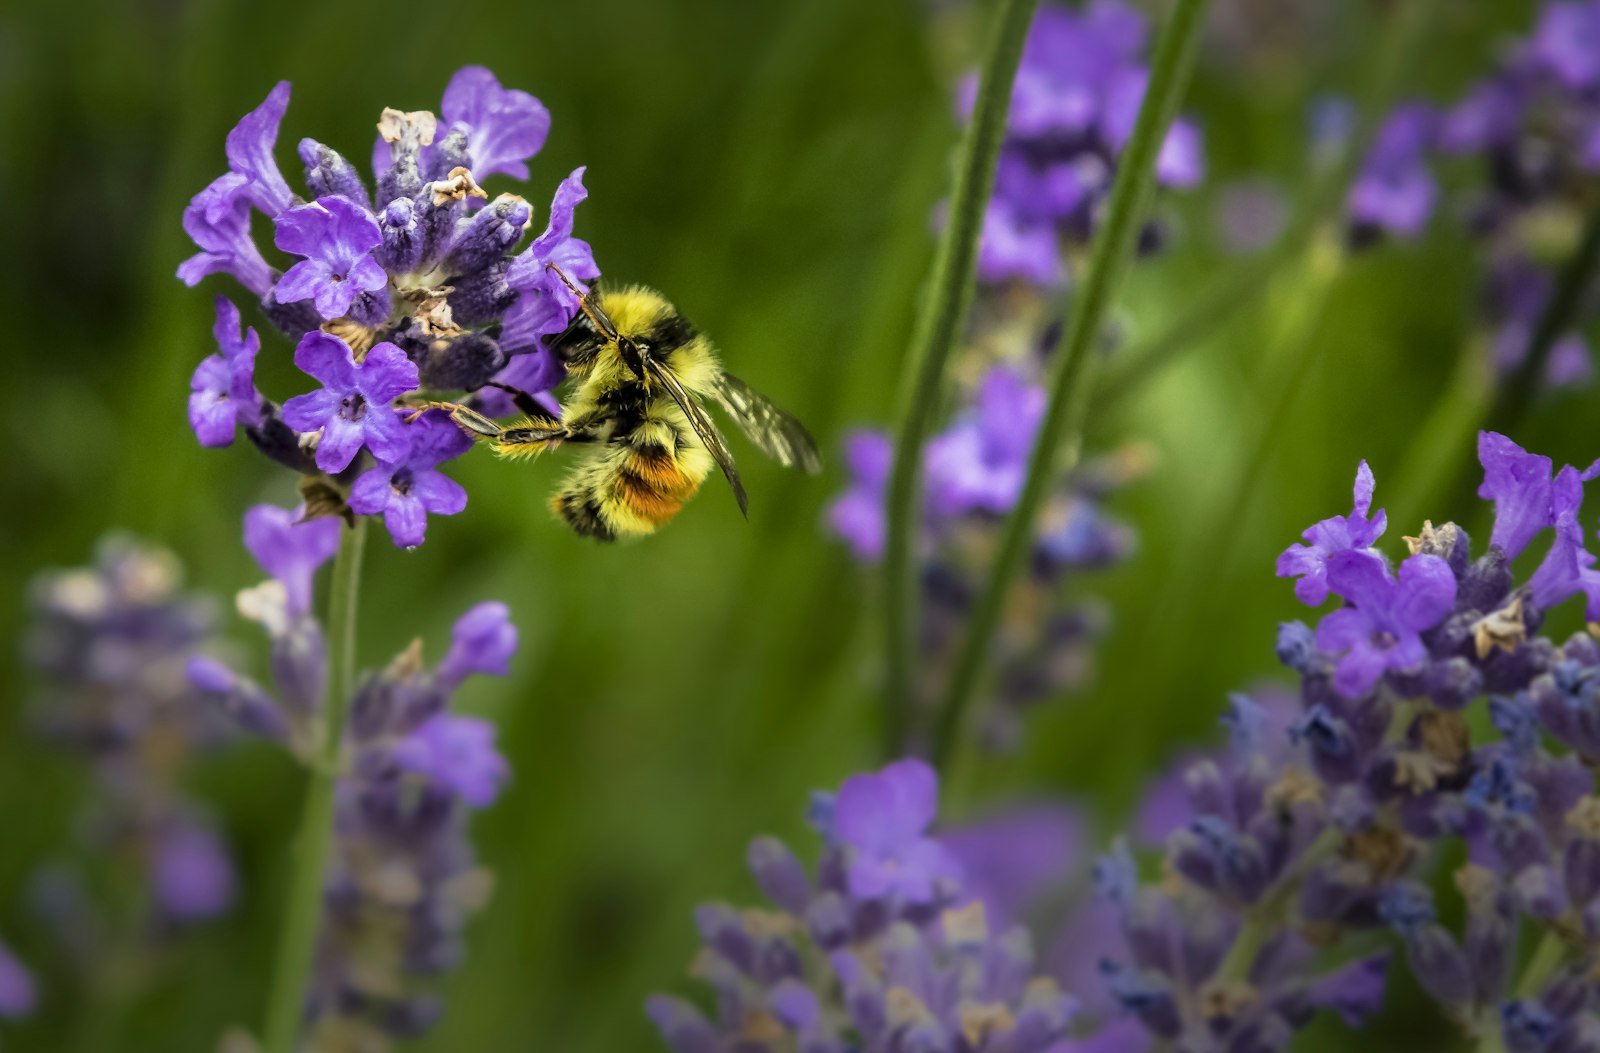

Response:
(624, 444), (699, 497)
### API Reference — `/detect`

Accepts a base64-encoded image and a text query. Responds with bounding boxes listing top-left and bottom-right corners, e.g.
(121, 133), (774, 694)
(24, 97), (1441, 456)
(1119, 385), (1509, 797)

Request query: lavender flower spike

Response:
(1277, 459), (1387, 605)
(188, 296), (264, 447)
(242, 504), (341, 618)
(273, 196), (388, 321)
(347, 409), (471, 549)
(1315, 549), (1457, 697)
(280, 333), (419, 473)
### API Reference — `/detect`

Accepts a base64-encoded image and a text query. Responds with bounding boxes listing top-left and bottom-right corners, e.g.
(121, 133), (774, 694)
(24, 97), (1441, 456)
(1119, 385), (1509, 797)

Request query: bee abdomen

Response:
(551, 487), (616, 542)
(608, 443), (701, 529)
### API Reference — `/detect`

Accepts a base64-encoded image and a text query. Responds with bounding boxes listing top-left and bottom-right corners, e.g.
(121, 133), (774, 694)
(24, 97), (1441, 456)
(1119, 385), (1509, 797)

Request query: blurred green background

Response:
(1, 0), (1587, 1049)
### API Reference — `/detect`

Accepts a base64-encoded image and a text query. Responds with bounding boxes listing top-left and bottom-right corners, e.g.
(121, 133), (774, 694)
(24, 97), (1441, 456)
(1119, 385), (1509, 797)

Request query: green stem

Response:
(1487, 199), (1600, 438)
(261, 518), (367, 1053)
(1514, 928), (1569, 1000)
(929, 0), (1215, 774)
(1209, 826), (1343, 985)
(882, 0), (1042, 757)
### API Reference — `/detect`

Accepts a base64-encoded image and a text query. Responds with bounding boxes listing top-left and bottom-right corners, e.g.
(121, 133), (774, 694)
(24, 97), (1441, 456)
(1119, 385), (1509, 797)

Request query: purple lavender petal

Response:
(392, 714), (510, 807)
(153, 821), (236, 921)
(242, 504), (341, 617)
(438, 602), (518, 689)
(225, 81), (296, 216)
(0, 940), (36, 1019)
(439, 66), (551, 181)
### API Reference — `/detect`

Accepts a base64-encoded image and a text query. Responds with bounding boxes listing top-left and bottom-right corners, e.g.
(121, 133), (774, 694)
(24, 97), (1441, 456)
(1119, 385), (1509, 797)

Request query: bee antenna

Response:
(547, 262), (619, 341)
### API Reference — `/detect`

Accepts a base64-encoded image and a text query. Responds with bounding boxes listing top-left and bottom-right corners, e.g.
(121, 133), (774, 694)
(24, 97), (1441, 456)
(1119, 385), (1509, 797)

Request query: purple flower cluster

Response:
(189, 505), (516, 1043)
(828, 370), (1138, 751)
(968, 0), (1204, 286)
(1346, 2), (1600, 384)
(178, 67), (598, 547)
(647, 759), (1079, 1053)
(1089, 431), (1600, 1050)
(25, 538), (237, 926)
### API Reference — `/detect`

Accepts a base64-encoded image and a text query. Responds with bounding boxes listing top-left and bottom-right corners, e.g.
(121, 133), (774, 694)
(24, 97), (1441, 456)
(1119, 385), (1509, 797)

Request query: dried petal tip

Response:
(1473, 595), (1528, 659)
(378, 107), (438, 147)
(431, 166), (488, 206)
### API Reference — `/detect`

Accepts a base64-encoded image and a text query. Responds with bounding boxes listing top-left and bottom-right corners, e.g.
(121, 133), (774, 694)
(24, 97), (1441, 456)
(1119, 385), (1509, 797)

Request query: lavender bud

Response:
(298, 138), (371, 209)
(748, 836), (810, 914)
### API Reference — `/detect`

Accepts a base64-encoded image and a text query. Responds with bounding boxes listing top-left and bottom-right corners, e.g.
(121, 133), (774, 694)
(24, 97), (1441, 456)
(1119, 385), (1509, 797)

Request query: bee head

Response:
(545, 310), (606, 371)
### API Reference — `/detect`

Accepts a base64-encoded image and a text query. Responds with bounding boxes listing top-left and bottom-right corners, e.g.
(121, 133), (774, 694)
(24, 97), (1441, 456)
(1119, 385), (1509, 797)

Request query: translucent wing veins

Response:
(707, 372), (823, 474)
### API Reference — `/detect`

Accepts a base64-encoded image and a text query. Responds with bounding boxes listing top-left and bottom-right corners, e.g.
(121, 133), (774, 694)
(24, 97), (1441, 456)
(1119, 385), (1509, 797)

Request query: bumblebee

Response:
(423, 266), (822, 541)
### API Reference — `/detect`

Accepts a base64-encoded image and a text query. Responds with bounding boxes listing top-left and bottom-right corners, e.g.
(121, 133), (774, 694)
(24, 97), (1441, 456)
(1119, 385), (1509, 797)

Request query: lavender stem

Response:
(882, 0), (1043, 757)
(261, 517), (367, 1053)
(931, 0), (1215, 776)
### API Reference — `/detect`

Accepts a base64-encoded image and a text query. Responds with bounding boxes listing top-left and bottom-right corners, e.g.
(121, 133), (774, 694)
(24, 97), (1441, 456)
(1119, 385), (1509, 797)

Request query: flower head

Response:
(273, 196), (389, 321)
(280, 334), (419, 473)
(188, 297), (264, 447)
(347, 409), (471, 549)
(438, 601), (519, 689)
(1315, 550), (1457, 697)
(1277, 459), (1388, 605)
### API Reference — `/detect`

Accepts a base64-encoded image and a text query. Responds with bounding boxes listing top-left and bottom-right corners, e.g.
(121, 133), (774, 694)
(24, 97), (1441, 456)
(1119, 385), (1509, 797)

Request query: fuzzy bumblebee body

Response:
(426, 279), (821, 542)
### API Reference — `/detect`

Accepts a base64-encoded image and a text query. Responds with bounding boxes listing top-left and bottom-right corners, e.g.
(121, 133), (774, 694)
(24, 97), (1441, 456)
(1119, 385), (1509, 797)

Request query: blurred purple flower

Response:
(0, 940), (35, 1019)
(153, 820), (236, 921)
(1532, 1), (1600, 89)
(242, 504), (341, 617)
(833, 758), (960, 904)
(438, 601), (518, 690)
(392, 714), (509, 808)
(942, 802), (1084, 926)
(1348, 104), (1438, 239)
(826, 431), (893, 562)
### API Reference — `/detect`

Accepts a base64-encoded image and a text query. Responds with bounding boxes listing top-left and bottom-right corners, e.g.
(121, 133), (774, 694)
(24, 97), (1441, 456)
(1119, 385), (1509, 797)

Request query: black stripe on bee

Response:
(554, 489), (615, 541)
(644, 314), (698, 354)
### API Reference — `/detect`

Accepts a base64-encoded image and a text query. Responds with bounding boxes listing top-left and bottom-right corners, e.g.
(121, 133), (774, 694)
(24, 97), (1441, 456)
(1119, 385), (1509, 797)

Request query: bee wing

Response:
(644, 356), (749, 518)
(707, 372), (823, 474)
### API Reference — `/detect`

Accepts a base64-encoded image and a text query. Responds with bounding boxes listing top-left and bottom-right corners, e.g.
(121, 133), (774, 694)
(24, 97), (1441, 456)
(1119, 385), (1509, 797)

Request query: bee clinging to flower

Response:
(418, 266), (822, 541)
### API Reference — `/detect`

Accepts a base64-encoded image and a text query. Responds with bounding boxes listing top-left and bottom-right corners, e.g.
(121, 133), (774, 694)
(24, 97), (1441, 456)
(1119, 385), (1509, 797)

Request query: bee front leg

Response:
(407, 400), (506, 440)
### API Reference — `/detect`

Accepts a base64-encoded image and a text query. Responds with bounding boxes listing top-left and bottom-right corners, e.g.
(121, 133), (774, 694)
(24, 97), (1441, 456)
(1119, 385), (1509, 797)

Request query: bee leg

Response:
(407, 400), (506, 439)
(479, 381), (549, 419)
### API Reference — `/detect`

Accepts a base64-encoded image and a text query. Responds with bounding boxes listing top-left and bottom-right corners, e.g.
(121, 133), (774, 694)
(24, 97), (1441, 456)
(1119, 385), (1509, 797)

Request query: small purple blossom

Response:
(1277, 459), (1388, 606)
(273, 196), (388, 321)
(826, 431), (893, 562)
(925, 366), (1046, 519)
(832, 758), (960, 904)
(241, 504), (341, 617)
(1348, 104), (1438, 239)
(500, 167), (599, 352)
(347, 410), (471, 549)
(188, 297), (264, 447)
(1314, 550), (1457, 697)
(281, 334), (419, 473)
(1477, 431), (1599, 560)
(392, 714), (509, 808)
(440, 66), (552, 181)
(225, 81), (296, 216)
(438, 601), (518, 690)
(153, 820), (237, 921)
(1533, 1), (1600, 90)
(0, 939), (35, 1019)
(176, 174), (275, 295)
